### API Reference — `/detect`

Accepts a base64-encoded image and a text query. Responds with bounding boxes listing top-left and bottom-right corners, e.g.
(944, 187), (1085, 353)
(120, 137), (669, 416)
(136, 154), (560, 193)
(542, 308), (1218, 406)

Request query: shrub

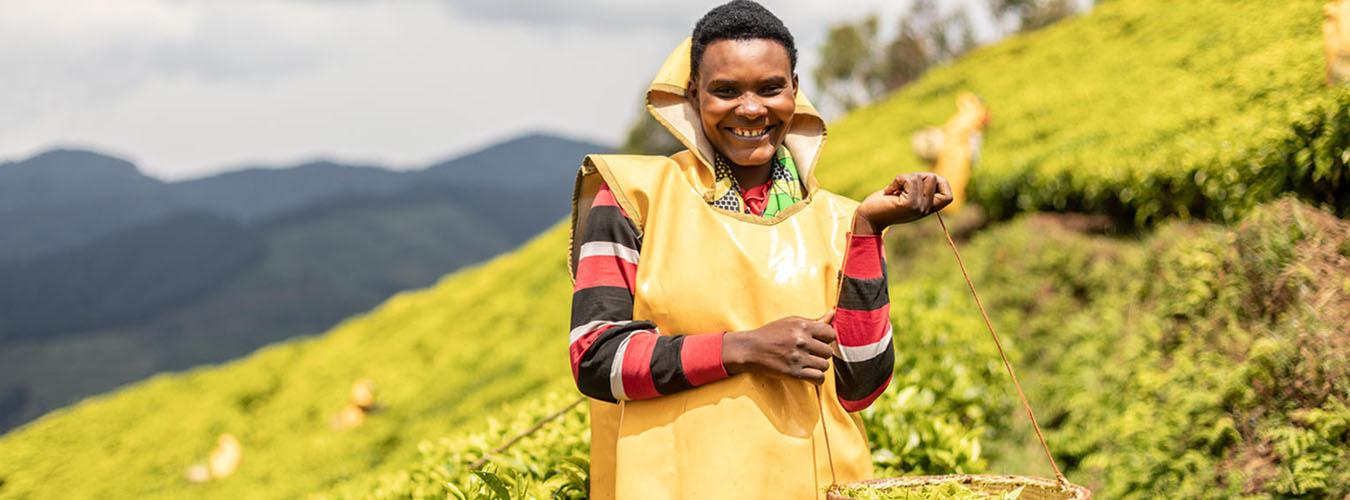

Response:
(817, 0), (1348, 225)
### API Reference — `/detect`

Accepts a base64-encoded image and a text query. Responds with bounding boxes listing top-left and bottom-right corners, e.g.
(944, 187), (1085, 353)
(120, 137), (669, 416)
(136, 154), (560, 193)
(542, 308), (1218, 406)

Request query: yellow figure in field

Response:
(1326, 0), (1350, 84)
(208, 433), (243, 479)
(930, 92), (989, 213)
(910, 127), (944, 166)
(333, 378), (378, 430)
(187, 433), (244, 482)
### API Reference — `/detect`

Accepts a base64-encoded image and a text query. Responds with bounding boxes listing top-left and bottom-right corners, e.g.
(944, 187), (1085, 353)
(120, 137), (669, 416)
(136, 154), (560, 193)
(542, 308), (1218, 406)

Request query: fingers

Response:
(797, 367), (826, 384)
(920, 174), (937, 213)
(806, 321), (837, 344)
(902, 174), (921, 204)
(796, 319), (834, 383)
(883, 175), (904, 196)
(891, 173), (951, 216)
(800, 350), (831, 371)
(790, 319), (834, 358)
(795, 337), (829, 385)
(800, 335), (834, 360)
(934, 175), (954, 209)
(760, 315), (840, 384)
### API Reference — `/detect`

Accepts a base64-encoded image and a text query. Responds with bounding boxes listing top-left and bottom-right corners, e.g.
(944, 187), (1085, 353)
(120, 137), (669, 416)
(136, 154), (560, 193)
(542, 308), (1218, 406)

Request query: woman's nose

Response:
(735, 95), (766, 119)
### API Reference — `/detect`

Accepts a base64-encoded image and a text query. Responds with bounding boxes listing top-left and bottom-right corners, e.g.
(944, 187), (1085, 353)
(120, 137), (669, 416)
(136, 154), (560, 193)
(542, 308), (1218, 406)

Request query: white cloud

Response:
(0, 0), (331, 175)
(443, 0), (694, 33)
(0, 1), (321, 108)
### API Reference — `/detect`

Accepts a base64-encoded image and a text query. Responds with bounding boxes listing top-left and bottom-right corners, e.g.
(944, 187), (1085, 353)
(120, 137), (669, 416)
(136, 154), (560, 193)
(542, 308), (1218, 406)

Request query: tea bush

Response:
(316, 390), (591, 500)
(1015, 200), (1350, 497)
(858, 200), (1347, 497)
(816, 0), (1348, 226)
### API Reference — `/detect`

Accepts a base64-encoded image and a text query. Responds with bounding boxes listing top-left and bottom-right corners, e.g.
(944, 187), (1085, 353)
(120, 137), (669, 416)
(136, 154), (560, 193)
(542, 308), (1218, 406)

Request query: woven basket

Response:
(828, 474), (1091, 500)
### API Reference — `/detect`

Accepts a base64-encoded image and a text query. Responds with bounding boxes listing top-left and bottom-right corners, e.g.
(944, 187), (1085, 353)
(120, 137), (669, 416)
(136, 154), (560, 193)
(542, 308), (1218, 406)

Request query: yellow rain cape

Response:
(568, 38), (874, 500)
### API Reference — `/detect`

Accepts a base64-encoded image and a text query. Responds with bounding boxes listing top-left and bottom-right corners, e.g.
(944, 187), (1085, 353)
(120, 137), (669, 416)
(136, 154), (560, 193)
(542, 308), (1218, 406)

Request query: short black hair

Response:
(690, 0), (797, 80)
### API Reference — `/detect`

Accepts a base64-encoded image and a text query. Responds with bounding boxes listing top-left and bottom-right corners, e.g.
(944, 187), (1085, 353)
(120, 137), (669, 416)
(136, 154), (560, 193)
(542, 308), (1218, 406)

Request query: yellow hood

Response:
(644, 37), (828, 194)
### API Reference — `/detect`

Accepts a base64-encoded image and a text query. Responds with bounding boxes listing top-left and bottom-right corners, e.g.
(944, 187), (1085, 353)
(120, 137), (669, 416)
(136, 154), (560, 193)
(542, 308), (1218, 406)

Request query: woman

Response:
(568, 2), (952, 498)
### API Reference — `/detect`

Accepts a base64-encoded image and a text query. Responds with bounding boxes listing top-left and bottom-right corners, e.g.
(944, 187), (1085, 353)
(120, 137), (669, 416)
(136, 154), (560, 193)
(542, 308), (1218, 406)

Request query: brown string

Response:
(814, 384), (839, 489)
(936, 212), (1068, 487)
(469, 396), (587, 471)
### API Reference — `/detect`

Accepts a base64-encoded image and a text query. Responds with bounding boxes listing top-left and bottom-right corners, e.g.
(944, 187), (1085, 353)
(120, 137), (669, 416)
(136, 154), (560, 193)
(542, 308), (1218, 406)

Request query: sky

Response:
(1, 0), (994, 180)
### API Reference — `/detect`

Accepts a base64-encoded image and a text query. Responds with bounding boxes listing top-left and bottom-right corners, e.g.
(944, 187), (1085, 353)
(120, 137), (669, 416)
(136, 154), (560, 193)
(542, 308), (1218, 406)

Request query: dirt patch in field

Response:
(1218, 437), (1280, 494)
(1220, 199), (1349, 492)
(1245, 200), (1349, 405)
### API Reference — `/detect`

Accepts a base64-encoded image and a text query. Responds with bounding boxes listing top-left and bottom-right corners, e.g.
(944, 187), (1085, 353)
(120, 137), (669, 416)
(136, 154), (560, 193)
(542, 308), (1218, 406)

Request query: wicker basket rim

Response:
(832, 473), (1091, 499)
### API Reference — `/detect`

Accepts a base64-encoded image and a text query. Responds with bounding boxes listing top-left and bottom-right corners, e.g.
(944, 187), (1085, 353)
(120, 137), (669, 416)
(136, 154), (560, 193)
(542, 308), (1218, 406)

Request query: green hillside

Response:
(1, 0), (1345, 498)
(817, 0), (1347, 224)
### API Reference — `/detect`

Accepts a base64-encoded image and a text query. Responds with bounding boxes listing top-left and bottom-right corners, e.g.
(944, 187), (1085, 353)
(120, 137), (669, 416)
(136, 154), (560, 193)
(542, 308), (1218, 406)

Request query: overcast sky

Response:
(0, 0), (995, 180)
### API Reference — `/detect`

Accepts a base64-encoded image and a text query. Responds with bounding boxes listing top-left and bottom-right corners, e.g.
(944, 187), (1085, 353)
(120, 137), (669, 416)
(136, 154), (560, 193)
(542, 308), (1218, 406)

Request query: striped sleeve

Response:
(570, 182), (730, 403)
(832, 233), (894, 412)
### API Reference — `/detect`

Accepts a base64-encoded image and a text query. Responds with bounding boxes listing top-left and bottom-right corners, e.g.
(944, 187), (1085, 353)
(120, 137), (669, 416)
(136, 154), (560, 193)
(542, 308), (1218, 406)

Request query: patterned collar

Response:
(709, 145), (805, 218)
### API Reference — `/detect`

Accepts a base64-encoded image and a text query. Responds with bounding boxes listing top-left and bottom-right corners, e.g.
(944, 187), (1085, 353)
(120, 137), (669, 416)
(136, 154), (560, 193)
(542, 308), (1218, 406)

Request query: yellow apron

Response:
(568, 38), (874, 499)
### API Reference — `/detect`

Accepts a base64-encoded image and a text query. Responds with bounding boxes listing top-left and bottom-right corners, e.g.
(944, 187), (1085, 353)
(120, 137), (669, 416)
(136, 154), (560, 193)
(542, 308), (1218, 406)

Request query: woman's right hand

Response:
(722, 311), (836, 384)
(856, 172), (954, 231)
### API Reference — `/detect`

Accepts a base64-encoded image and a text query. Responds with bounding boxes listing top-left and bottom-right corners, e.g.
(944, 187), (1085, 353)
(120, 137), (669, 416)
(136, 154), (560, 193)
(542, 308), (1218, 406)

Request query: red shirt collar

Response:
(740, 180), (771, 216)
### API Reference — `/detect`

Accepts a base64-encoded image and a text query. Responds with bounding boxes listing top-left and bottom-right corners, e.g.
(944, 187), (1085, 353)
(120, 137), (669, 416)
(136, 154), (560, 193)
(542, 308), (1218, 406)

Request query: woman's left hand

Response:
(855, 173), (953, 234)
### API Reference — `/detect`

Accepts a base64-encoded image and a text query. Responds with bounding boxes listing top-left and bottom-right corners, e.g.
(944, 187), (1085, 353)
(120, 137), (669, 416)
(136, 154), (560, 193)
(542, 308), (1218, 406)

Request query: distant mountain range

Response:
(0, 132), (608, 432)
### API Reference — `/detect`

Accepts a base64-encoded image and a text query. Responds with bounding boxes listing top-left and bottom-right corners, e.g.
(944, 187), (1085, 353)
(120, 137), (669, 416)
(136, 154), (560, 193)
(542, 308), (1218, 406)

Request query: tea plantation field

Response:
(818, 0), (1346, 225)
(0, 0), (1344, 498)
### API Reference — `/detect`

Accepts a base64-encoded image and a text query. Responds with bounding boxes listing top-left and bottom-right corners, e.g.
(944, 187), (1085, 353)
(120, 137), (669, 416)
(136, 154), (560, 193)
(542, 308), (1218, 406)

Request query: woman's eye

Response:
(713, 88), (738, 98)
(759, 86), (783, 96)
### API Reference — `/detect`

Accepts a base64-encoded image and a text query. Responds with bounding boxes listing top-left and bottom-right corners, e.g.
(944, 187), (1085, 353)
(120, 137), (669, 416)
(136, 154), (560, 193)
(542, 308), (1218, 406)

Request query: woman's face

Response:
(688, 38), (797, 168)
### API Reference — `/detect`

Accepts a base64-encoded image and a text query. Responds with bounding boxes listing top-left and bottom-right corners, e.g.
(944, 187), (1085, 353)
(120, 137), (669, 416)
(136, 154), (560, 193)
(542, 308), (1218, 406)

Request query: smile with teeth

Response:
(730, 125), (772, 138)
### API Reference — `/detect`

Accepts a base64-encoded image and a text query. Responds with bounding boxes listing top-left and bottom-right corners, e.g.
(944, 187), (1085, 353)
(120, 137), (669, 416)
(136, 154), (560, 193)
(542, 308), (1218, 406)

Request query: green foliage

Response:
(620, 104), (683, 156)
(990, 0), (1082, 33)
(814, 2), (982, 112)
(961, 200), (1350, 497)
(318, 391), (591, 500)
(816, 0), (1348, 225)
(798, 198), (1344, 498)
(814, 14), (883, 111)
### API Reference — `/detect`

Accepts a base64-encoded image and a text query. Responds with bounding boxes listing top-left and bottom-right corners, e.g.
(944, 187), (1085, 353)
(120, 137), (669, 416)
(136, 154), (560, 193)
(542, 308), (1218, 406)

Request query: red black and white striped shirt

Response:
(570, 182), (893, 411)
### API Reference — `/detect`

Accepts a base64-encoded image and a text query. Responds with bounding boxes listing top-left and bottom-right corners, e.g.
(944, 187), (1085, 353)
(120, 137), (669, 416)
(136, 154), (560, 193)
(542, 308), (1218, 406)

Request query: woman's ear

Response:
(686, 77), (699, 108)
(792, 73), (799, 96)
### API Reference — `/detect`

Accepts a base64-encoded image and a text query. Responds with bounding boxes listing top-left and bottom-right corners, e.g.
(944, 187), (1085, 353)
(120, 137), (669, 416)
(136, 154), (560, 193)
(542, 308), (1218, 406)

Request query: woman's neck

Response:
(727, 159), (773, 189)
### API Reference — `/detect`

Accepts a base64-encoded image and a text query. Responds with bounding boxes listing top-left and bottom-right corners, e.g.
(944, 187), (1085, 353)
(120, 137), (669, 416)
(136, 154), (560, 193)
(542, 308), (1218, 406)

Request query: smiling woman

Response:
(689, 35), (797, 184)
(566, 1), (952, 499)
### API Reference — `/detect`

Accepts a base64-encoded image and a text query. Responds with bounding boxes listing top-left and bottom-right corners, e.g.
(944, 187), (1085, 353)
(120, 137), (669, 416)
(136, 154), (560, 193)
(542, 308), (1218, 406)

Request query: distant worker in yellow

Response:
(208, 433), (243, 479)
(186, 433), (243, 483)
(910, 126), (944, 167)
(1326, 0), (1350, 84)
(929, 92), (989, 213)
(333, 378), (378, 430)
